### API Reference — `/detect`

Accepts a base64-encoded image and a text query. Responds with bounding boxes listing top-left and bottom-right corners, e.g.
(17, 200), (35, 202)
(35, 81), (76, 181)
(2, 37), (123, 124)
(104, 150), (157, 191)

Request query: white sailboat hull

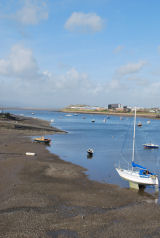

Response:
(116, 168), (159, 186)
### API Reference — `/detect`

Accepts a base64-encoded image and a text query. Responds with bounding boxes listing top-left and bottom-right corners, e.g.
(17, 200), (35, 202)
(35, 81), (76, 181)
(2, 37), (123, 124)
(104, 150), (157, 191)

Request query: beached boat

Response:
(34, 136), (51, 144)
(143, 143), (159, 149)
(116, 107), (159, 190)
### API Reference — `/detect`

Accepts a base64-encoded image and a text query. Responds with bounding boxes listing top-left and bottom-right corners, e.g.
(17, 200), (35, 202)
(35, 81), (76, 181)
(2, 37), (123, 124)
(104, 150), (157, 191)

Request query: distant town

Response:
(62, 104), (160, 118)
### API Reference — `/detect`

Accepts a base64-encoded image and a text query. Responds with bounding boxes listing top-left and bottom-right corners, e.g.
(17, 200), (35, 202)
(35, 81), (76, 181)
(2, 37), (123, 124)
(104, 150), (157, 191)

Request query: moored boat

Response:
(116, 163), (158, 186)
(87, 148), (94, 156)
(143, 143), (159, 149)
(137, 122), (142, 127)
(116, 107), (159, 190)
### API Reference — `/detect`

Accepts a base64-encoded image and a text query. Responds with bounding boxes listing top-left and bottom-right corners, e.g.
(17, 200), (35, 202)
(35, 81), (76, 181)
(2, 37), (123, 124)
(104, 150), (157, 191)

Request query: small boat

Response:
(87, 148), (94, 156)
(50, 119), (54, 123)
(143, 143), (159, 149)
(91, 119), (95, 123)
(65, 114), (72, 117)
(32, 112), (35, 115)
(147, 120), (151, 124)
(33, 136), (51, 144)
(137, 122), (142, 127)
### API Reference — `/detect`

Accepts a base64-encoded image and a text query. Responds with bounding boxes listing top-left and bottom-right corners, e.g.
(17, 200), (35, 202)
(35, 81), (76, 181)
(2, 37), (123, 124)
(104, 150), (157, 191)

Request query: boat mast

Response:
(132, 107), (136, 163)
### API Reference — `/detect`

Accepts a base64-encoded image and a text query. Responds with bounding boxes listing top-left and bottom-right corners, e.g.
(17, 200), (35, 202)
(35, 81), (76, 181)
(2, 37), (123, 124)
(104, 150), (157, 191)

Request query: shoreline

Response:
(60, 109), (160, 119)
(3, 107), (160, 119)
(0, 115), (160, 237)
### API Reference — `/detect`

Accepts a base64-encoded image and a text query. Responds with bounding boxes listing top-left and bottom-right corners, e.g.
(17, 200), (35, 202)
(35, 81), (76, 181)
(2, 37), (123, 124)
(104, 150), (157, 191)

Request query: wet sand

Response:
(0, 115), (160, 237)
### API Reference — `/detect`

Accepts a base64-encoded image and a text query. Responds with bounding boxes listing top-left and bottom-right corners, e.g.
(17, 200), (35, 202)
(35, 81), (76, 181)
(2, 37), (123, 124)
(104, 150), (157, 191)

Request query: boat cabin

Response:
(139, 169), (149, 176)
(139, 169), (155, 176)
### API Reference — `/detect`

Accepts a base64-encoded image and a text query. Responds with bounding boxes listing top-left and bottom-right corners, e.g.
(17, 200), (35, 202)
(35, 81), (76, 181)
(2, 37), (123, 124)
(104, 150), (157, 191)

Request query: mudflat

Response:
(0, 115), (160, 238)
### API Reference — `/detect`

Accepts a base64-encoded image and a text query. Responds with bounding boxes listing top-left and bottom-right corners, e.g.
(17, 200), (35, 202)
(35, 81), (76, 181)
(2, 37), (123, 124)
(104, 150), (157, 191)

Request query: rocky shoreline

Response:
(0, 115), (160, 237)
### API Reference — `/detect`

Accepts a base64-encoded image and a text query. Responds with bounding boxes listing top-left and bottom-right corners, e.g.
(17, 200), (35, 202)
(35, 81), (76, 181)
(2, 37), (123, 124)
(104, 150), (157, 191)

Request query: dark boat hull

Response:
(34, 139), (51, 144)
(144, 145), (159, 149)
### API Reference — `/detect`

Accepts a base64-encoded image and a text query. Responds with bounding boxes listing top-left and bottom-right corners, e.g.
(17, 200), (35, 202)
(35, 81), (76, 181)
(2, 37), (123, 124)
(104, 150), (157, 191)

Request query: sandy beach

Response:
(0, 114), (160, 238)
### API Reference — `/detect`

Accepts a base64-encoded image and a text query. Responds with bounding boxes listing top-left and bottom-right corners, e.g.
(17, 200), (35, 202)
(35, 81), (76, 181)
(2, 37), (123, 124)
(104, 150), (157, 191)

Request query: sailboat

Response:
(116, 107), (159, 190)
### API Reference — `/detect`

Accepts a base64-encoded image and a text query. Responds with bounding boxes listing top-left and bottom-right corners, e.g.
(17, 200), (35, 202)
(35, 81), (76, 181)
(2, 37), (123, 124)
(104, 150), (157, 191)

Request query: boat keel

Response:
(129, 181), (146, 190)
(155, 185), (159, 193)
(129, 181), (140, 190)
(129, 181), (159, 193)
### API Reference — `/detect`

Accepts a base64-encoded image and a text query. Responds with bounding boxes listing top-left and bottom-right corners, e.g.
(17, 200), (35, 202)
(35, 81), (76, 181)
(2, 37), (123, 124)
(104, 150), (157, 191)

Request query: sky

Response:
(0, 0), (160, 108)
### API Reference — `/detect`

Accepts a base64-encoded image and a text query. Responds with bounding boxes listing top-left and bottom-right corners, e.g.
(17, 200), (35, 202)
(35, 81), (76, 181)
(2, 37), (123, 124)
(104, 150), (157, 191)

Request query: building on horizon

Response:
(108, 104), (123, 110)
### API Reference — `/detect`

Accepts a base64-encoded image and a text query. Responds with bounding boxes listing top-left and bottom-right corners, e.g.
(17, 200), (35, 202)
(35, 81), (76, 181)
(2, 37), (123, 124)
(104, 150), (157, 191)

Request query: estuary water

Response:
(5, 109), (160, 192)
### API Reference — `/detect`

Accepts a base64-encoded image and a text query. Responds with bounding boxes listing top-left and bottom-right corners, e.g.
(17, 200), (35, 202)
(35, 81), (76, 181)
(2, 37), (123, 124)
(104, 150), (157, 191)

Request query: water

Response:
(4, 109), (160, 194)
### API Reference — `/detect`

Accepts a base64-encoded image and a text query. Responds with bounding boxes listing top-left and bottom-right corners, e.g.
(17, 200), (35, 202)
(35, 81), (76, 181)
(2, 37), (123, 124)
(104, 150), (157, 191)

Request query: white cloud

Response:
(117, 60), (147, 76)
(0, 45), (155, 108)
(0, 44), (38, 78)
(0, 45), (108, 107)
(108, 79), (122, 90)
(42, 67), (91, 91)
(0, 45), (137, 107)
(126, 76), (148, 85)
(0, 59), (9, 75)
(131, 81), (160, 107)
(65, 12), (104, 32)
(143, 81), (160, 95)
(14, 0), (48, 25)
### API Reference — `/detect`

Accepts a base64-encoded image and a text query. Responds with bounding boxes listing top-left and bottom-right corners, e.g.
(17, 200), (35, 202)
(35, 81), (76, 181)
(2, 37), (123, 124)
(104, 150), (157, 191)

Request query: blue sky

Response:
(0, 0), (160, 108)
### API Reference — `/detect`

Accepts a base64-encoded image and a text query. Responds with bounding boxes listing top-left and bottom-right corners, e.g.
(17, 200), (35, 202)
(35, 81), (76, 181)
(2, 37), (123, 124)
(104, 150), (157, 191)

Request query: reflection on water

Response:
(87, 154), (93, 159)
(5, 109), (160, 201)
(138, 187), (159, 204)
